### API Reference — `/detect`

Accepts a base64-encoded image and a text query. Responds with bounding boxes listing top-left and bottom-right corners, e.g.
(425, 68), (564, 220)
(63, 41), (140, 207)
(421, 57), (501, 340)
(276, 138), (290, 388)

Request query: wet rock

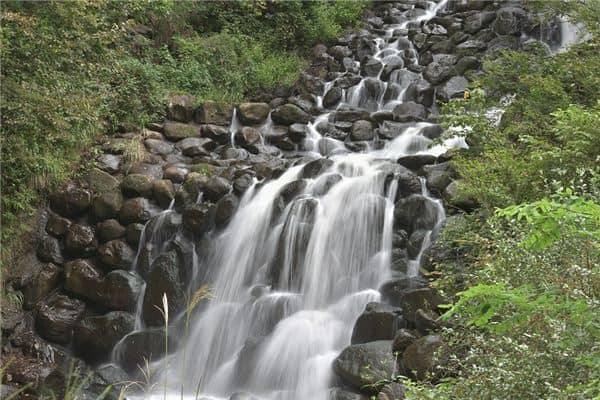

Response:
(182, 203), (212, 235)
(486, 35), (520, 55)
(96, 154), (121, 174)
(121, 174), (153, 198)
(97, 219), (126, 242)
(329, 388), (369, 400)
(424, 163), (454, 195)
(494, 7), (526, 35)
(301, 158), (334, 179)
(236, 127), (262, 153)
(415, 309), (442, 333)
(86, 168), (120, 193)
(178, 137), (216, 157)
(45, 212), (71, 238)
(361, 58), (383, 77)
(64, 259), (103, 300)
(438, 76), (469, 102)
(35, 294), (85, 344)
(164, 165), (188, 184)
(333, 340), (396, 393)
(50, 185), (91, 217)
(464, 11), (496, 34)
(295, 73), (325, 96)
(379, 163), (421, 198)
(215, 193), (239, 229)
(379, 276), (428, 305)
(64, 224), (97, 257)
(401, 334), (443, 380)
(101, 270), (144, 311)
(125, 223), (145, 247)
(323, 86), (343, 109)
(350, 120), (375, 141)
(92, 191), (123, 220)
(167, 94), (196, 122)
(233, 174), (254, 194)
(377, 382), (406, 400)
(392, 328), (419, 354)
(335, 73), (362, 89)
(421, 124), (444, 140)
(407, 229), (428, 259)
(334, 109), (371, 123)
(143, 250), (185, 327)
(380, 56), (404, 81)
(194, 101), (233, 125)
(289, 123), (308, 143)
(204, 176), (232, 202)
(23, 263), (61, 309)
(397, 154), (437, 170)
(74, 312), (135, 363)
(238, 102), (271, 125)
(98, 239), (136, 271)
(222, 147), (250, 160)
(398, 288), (445, 323)
(119, 197), (152, 224)
(392, 102), (427, 122)
(403, 79), (434, 107)
(115, 328), (177, 373)
(153, 179), (175, 209)
(312, 173), (343, 196)
(455, 39), (487, 56)
(423, 61), (454, 85)
(203, 124), (231, 145)
(37, 236), (64, 265)
(128, 162), (163, 180)
(271, 104), (311, 125)
(351, 302), (404, 344)
(394, 195), (440, 234)
(163, 121), (201, 141)
(328, 45), (352, 61)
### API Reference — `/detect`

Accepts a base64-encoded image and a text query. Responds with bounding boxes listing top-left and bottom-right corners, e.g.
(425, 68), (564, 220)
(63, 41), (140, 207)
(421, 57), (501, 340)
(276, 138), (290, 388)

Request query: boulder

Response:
(163, 121), (201, 141)
(203, 124), (231, 145)
(401, 334), (443, 380)
(271, 104), (311, 125)
(423, 62), (454, 85)
(164, 165), (188, 184)
(23, 263), (61, 309)
(65, 224), (97, 256)
(37, 235), (64, 265)
(125, 223), (145, 247)
(392, 102), (427, 122)
(333, 341), (396, 393)
(64, 259), (103, 300)
(121, 174), (153, 198)
(493, 7), (526, 36)
(119, 197), (152, 224)
(86, 168), (120, 193)
(115, 328), (177, 373)
(380, 56), (404, 81)
(236, 127), (262, 153)
(203, 176), (233, 202)
(438, 76), (469, 102)
(215, 193), (239, 229)
(50, 185), (91, 217)
(351, 302), (404, 344)
(100, 270), (145, 312)
(194, 101), (233, 126)
(328, 45), (352, 61)
(177, 137), (215, 157)
(97, 239), (136, 271)
(45, 212), (71, 238)
(96, 219), (126, 243)
(92, 191), (123, 220)
(142, 250), (185, 327)
(237, 103), (271, 125)
(455, 57), (480, 75)
(397, 154), (437, 170)
(323, 87), (343, 109)
(35, 294), (85, 344)
(289, 123), (308, 143)
(377, 383), (406, 400)
(398, 288), (446, 322)
(394, 195), (440, 234)
(153, 179), (175, 208)
(74, 312), (135, 363)
(403, 80), (434, 107)
(361, 58), (383, 77)
(464, 11), (496, 34)
(392, 328), (419, 354)
(443, 179), (478, 211)
(350, 120), (375, 141)
(96, 154), (121, 174)
(329, 388), (369, 400)
(166, 94), (196, 122)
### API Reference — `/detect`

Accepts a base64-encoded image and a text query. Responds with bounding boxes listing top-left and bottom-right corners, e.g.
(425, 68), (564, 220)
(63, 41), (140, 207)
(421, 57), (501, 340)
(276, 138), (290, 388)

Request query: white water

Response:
(126, 1), (467, 399)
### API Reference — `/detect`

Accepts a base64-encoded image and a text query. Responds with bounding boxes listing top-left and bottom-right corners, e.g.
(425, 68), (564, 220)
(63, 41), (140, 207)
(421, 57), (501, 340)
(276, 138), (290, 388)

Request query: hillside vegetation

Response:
(405, 2), (600, 399)
(0, 0), (367, 249)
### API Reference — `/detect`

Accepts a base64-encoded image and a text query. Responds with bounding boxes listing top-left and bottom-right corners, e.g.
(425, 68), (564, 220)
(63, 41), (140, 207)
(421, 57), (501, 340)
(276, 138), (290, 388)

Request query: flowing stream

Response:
(123, 1), (466, 398)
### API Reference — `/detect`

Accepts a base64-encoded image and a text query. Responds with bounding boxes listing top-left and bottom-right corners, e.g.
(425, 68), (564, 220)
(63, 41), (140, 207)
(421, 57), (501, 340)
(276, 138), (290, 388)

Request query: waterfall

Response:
(121, 1), (467, 399)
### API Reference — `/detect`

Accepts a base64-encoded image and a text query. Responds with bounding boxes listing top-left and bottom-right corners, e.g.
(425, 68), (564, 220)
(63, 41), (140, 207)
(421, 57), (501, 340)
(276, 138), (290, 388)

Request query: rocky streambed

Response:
(1, 1), (566, 399)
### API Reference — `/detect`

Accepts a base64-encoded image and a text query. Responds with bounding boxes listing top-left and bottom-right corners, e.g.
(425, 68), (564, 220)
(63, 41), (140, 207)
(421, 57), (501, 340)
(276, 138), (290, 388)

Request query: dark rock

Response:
(163, 121), (201, 141)
(333, 341), (395, 393)
(194, 101), (233, 126)
(121, 174), (153, 198)
(203, 124), (231, 145)
(119, 197), (152, 224)
(392, 328), (418, 354)
(271, 104), (311, 125)
(177, 137), (215, 157)
(455, 40), (487, 56)
(334, 109), (371, 123)
(86, 168), (120, 193)
(143, 250), (185, 327)
(392, 102), (427, 122)
(351, 302), (404, 344)
(423, 61), (454, 85)
(233, 174), (254, 195)
(394, 195), (440, 234)
(204, 176), (232, 202)
(424, 163), (454, 195)
(65, 224), (97, 256)
(164, 165), (188, 184)
(236, 127), (262, 153)
(378, 163), (421, 198)
(289, 124), (308, 142)
(215, 193), (239, 229)
(398, 288), (445, 323)
(129, 162), (164, 180)
(464, 11), (496, 34)
(328, 45), (352, 61)
(379, 277), (429, 306)
(222, 147), (250, 160)
(98, 239), (136, 271)
(182, 203), (212, 235)
(37, 236), (64, 265)
(361, 58), (383, 77)
(443, 179), (478, 211)
(397, 154), (437, 170)
(415, 309), (441, 333)
(64, 259), (103, 300)
(74, 312), (135, 363)
(334, 73), (362, 89)
(301, 158), (334, 179)
(486, 35), (520, 55)
(167, 94), (196, 122)
(403, 79), (434, 107)
(125, 223), (145, 247)
(380, 56), (404, 81)
(92, 191), (123, 220)
(151, 179), (174, 209)
(23, 263), (61, 309)
(101, 270), (144, 312)
(238, 102), (271, 125)
(115, 328), (177, 373)
(96, 154), (121, 174)
(401, 334), (443, 380)
(97, 219), (126, 242)
(438, 76), (469, 102)
(407, 229), (428, 259)
(45, 212), (71, 238)
(377, 382), (406, 400)
(35, 294), (85, 344)
(323, 86), (343, 109)
(350, 120), (375, 141)
(50, 185), (91, 217)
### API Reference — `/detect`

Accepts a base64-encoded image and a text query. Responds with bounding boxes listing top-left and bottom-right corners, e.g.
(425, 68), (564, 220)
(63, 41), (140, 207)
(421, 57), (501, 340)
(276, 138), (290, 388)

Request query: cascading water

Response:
(117, 1), (467, 399)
